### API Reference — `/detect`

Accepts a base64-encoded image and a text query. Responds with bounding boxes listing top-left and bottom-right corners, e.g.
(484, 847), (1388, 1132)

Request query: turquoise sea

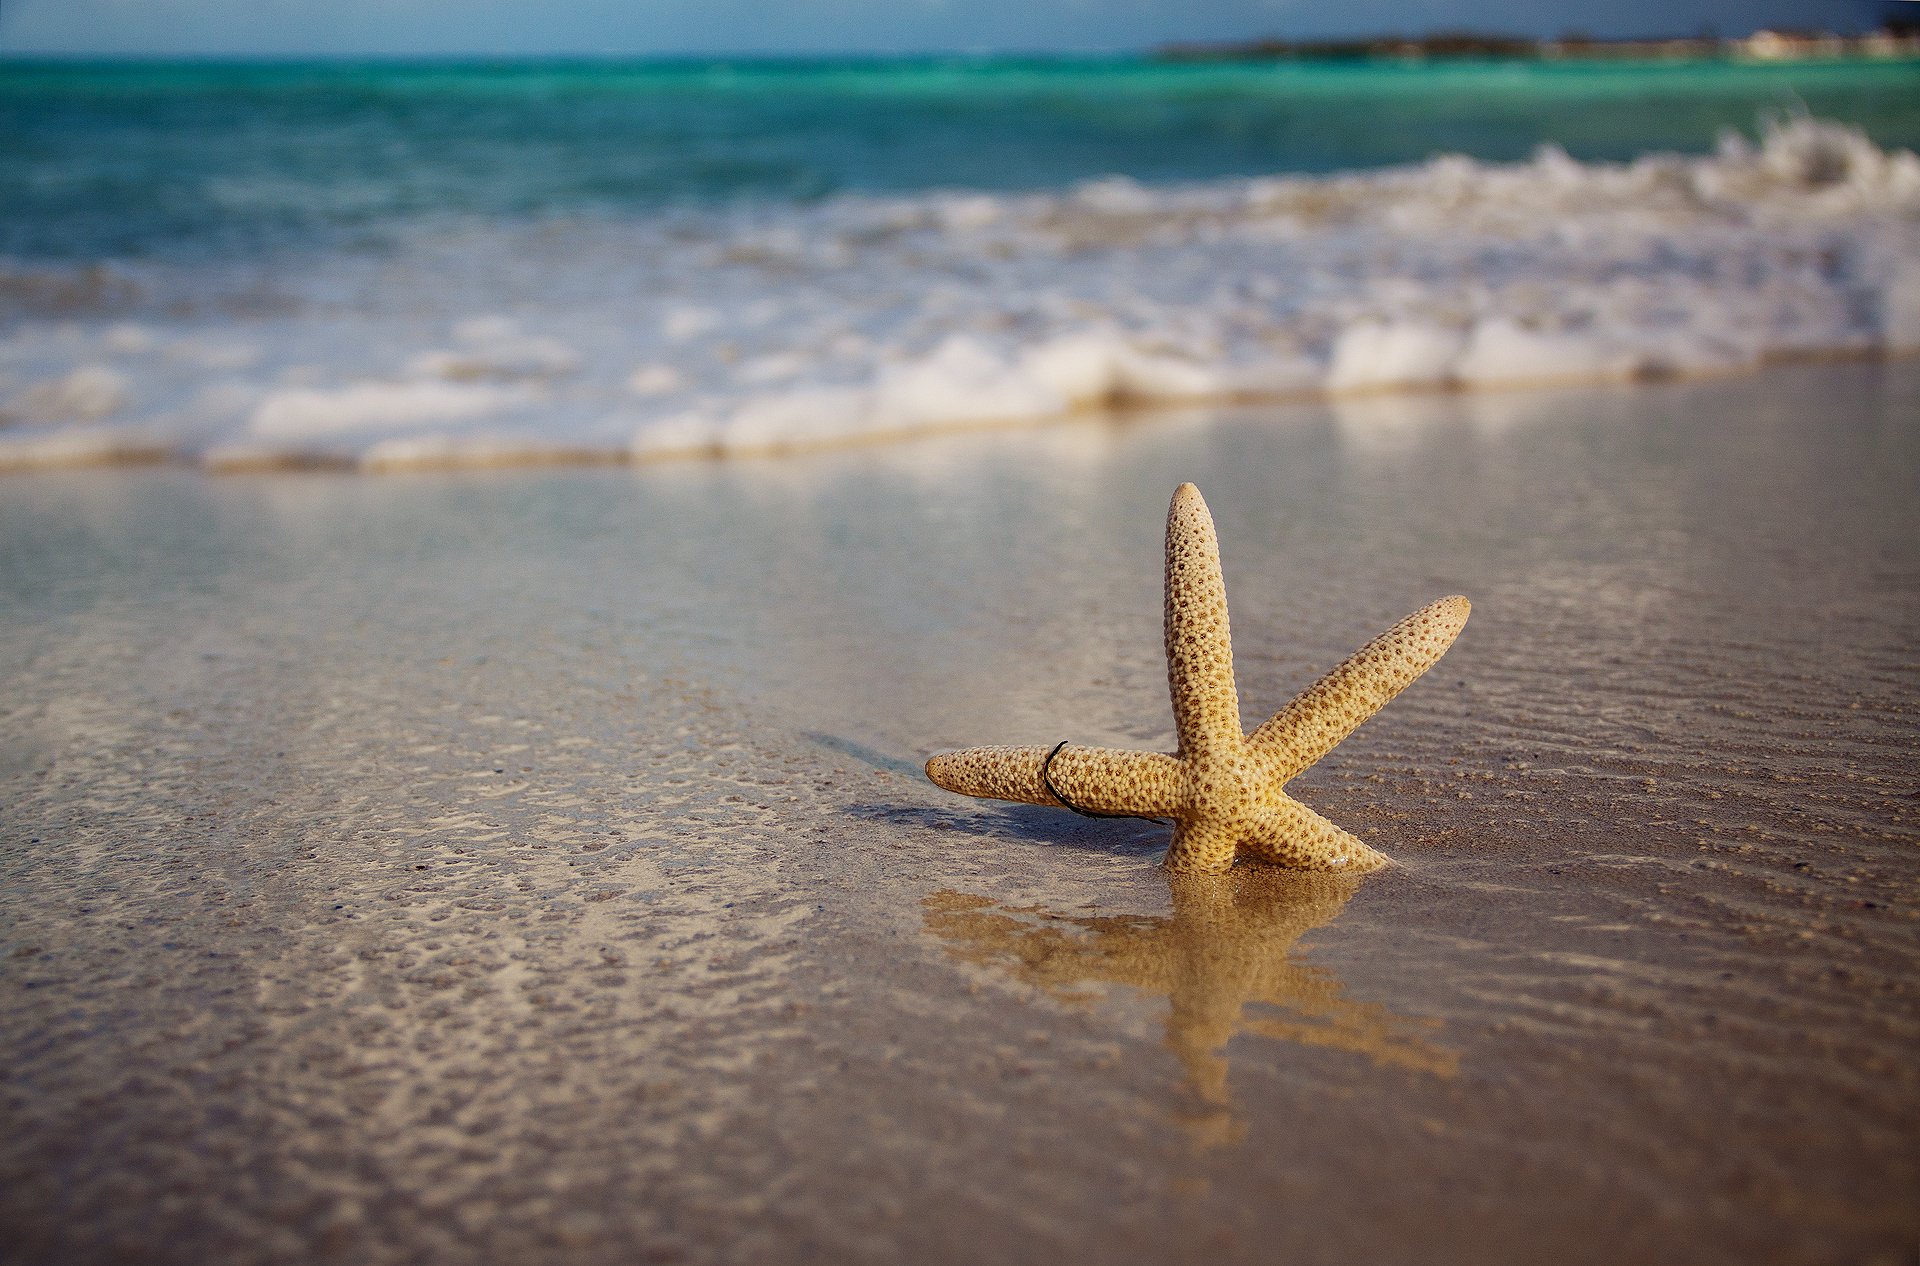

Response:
(4, 55), (1919, 257)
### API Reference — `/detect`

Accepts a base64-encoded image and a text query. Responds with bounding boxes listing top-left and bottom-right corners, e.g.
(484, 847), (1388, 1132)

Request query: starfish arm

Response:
(1163, 483), (1243, 761)
(1248, 595), (1470, 781)
(1162, 817), (1241, 875)
(925, 744), (1184, 817)
(1238, 793), (1391, 872)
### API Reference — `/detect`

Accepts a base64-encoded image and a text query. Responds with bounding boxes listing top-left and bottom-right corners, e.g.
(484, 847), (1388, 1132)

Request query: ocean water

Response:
(1, 55), (1918, 468)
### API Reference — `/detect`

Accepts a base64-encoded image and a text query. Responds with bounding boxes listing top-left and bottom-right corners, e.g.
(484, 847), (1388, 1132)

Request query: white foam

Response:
(101, 323), (157, 355)
(1881, 258), (1920, 352)
(406, 317), (581, 382)
(250, 380), (527, 438)
(871, 336), (1064, 430)
(627, 364), (686, 395)
(631, 409), (726, 459)
(1328, 322), (1467, 393)
(168, 340), (261, 370)
(1456, 320), (1640, 388)
(661, 305), (723, 343)
(6, 365), (130, 423)
(2, 115), (1915, 471)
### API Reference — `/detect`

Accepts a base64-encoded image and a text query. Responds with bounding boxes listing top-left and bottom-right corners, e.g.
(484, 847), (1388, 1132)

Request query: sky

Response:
(0, 0), (1900, 57)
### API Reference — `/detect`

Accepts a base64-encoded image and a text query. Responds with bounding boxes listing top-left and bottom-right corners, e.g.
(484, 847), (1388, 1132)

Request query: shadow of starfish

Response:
(845, 800), (1169, 858)
(920, 869), (1458, 1147)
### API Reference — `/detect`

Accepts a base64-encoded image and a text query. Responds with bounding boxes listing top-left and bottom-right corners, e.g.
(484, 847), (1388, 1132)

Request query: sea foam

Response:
(1, 116), (1915, 472)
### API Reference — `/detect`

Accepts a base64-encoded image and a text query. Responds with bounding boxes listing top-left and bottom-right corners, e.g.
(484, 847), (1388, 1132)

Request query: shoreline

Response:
(3, 346), (1912, 477)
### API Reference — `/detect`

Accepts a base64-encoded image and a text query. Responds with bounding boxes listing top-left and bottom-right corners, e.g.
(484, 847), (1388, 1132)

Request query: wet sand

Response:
(2, 360), (1917, 1265)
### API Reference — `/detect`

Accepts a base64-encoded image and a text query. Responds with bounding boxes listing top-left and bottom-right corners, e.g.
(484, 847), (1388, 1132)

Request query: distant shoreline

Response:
(1157, 26), (1920, 65)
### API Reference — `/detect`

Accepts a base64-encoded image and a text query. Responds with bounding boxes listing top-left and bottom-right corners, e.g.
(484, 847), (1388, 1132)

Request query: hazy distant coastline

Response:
(1157, 24), (1920, 64)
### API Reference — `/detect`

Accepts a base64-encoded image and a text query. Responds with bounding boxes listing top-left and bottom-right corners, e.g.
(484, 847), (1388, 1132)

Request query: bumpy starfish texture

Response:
(926, 483), (1469, 874)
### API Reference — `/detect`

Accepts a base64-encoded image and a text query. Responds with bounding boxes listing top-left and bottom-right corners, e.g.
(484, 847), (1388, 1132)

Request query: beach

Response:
(4, 50), (1919, 1264)
(3, 358), (1917, 1263)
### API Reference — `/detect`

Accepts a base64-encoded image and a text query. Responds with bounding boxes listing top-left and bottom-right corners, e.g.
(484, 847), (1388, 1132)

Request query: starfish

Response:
(925, 483), (1469, 874)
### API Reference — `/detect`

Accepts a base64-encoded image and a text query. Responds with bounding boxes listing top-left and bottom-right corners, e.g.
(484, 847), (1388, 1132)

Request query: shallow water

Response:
(2, 361), (1918, 1263)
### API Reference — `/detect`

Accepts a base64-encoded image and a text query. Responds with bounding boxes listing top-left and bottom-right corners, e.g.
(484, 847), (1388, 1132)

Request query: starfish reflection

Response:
(922, 869), (1457, 1146)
